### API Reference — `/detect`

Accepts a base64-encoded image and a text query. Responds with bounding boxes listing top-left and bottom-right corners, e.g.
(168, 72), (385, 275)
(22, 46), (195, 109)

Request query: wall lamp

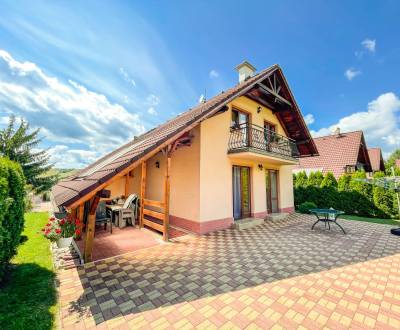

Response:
(258, 164), (263, 171)
(257, 106), (262, 113)
(155, 161), (160, 168)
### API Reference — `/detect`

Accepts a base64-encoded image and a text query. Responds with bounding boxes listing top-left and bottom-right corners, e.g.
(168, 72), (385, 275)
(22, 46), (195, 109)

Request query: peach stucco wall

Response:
(199, 96), (295, 222)
(102, 95), (295, 232)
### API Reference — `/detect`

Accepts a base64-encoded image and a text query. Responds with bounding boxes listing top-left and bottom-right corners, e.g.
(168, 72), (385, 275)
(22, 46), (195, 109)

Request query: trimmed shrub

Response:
(307, 171), (324, 187)
(298, 201), (317, 214)
(295, 171), (308, 188)
(320, 172), (337, 188)
(373, 171), (394, 218)
(338, 174), (352, 192)
(0, 158), (25, 282)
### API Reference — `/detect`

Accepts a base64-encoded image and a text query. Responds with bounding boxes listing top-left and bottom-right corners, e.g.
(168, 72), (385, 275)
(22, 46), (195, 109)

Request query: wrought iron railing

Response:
(228, 123), (300, 158)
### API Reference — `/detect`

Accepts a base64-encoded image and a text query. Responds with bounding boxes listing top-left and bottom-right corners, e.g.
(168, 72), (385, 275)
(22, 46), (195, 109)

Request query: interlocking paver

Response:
(58, 214), (400, 328)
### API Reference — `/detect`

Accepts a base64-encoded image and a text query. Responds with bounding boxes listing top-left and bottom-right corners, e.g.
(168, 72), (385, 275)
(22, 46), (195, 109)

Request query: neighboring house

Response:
(367, 148), (385, 173)
(395, 159), (400, 169)
(294, 129), (372, 179)
(52, 61), (317, 261)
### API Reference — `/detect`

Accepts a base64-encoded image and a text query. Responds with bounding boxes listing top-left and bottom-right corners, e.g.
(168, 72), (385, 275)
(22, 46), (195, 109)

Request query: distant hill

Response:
(48, 168), (78, 181)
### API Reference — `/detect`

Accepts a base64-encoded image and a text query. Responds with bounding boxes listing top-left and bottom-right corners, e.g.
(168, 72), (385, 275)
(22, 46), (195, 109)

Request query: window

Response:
(231, 109), (249, 129)
(345, 165), (356, 174)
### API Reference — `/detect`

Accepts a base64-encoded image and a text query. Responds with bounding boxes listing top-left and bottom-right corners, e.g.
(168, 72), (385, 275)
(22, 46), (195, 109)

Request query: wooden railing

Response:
(228, 123), (300, 158)
(142, 198), (167, 236)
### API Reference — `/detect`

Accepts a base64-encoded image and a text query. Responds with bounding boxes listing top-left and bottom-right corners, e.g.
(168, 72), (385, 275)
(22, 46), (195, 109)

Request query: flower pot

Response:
(56, 237), (73, 248)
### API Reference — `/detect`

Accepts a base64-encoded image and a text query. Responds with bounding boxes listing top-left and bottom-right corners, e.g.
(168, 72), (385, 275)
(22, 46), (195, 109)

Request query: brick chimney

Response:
(236, 61), (256, 83)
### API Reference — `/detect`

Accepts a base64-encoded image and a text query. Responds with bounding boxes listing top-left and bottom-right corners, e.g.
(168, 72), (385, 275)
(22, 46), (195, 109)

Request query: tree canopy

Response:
(385, 148), (400, 173)
(0, 116), (57, 193)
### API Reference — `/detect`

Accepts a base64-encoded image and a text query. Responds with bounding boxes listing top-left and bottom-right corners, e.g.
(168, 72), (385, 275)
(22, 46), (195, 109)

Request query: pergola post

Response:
(76, 204), (84, 240)
(163, 154), (171, 241)
(125, 174), (129, 197)
(139, 161), (147, 228)
(84, 196), (100, 262)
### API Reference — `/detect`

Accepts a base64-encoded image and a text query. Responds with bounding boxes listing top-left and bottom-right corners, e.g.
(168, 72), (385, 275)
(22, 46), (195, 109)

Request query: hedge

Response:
(0, 158), (25, 282)
(294, 170), (397, 219)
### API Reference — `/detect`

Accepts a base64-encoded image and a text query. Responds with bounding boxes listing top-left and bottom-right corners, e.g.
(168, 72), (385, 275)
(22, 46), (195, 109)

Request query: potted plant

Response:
(42, 215), (81, 248)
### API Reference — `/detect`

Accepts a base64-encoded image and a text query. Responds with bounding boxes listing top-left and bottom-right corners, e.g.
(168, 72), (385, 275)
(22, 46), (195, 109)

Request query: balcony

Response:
(228, 123), (300, 161)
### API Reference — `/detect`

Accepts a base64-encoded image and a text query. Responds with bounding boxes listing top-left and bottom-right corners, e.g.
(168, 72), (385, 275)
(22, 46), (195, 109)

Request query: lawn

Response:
(0, 212), (57, 330)
(341, 214), (400, 226)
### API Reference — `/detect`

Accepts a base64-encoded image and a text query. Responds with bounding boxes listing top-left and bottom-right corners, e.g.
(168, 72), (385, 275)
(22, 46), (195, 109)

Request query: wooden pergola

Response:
(68, 133), (192, 262)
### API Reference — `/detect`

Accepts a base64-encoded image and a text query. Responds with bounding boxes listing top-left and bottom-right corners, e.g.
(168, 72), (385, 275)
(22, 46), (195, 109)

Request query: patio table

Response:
(309, 208), (346, 234)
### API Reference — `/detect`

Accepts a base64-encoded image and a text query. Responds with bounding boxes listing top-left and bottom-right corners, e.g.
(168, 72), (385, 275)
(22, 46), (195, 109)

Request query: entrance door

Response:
(266, 170), (279, 213)
(233, 166), (251, 219)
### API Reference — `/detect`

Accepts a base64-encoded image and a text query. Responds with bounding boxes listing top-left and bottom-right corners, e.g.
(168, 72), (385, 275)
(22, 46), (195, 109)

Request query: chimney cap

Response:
(235, 60), (257, 72)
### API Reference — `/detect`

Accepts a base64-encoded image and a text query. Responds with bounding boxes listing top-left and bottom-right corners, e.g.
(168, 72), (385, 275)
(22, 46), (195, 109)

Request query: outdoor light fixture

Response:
(258, 164), (263, 171)
(155, 161), (160, 168)
(257, 106), (262, 113)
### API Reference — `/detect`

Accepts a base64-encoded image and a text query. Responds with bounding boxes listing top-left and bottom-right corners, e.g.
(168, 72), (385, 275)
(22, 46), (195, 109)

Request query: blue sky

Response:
(0, 0), (399, 167)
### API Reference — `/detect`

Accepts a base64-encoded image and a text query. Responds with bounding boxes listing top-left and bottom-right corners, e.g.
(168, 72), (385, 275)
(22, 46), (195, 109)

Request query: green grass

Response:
(341, 214), (400, 226)
(0, 212), (57, 330)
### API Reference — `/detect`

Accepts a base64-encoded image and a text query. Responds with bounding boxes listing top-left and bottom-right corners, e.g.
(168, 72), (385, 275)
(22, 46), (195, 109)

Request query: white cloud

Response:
(48, 145), (99, 168)
(361, 39), (376, 53)
(147, 107), (157, 116)
(303, 113), (315, 125)
(146, 94), (160, 106)
(119, 67), (136, 87)
(0, 49), (145, 167)
(209, 69), (219, 79)
(345, 68), (361, 81)
(311, 92), (400, 156)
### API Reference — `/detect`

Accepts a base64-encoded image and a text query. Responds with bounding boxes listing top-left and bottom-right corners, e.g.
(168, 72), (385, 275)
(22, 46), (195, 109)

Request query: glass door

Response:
(233, 166), (251, 219)
(266, 169), (279, 213)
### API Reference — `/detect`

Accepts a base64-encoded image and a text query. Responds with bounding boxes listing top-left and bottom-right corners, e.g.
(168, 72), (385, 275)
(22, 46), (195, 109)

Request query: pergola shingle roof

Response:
(52, 65), (317, 209)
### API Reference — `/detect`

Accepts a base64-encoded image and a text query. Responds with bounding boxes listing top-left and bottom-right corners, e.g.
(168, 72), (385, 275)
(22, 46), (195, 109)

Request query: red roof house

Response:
(294, 130), (372, 178)
(367, 148), (385, 172)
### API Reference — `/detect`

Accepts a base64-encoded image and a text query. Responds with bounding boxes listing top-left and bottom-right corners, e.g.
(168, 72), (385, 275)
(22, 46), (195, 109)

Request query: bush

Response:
(338, 174), (352, 191)
(320, 172), (337, 188)
(0, 158), (26, 282)
(373, 171), (394, 218)
(298, 201), (317, 214)
(307, 171), (324, 187)
(295, 171), (308, 188)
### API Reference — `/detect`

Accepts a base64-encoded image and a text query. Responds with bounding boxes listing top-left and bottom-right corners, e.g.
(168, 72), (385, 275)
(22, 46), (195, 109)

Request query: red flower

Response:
(49, 217), (55, 222)
(75, 219), (81, 225)
(45, 230), (50, 235)
(60, 219), (65, 225)
(75, 229), (81, 236)
(46, 223), (51, 227)
(55, 229), (61, 234)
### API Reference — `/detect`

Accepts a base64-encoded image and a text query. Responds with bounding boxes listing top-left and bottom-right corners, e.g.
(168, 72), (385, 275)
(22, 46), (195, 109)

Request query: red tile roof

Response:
(367, 148), (385, 172)
(295, 131), (372, 178)
(52, 65), (317, 209)
(395, 159), (400, 169)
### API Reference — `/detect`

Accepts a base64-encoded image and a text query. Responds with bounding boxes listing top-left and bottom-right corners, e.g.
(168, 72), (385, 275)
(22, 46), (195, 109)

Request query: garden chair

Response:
(115, 194), (139, 227)
(95, 201), (112, 234)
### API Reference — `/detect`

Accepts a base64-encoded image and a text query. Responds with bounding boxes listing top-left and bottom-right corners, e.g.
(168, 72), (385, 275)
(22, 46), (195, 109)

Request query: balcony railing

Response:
(228, 123), (300, 159)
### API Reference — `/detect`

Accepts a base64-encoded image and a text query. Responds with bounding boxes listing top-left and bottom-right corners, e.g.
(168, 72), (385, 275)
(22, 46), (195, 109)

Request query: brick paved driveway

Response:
(59, 214), (400, 329)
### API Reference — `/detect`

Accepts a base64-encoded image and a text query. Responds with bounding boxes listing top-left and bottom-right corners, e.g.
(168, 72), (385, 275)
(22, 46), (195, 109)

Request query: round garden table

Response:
(309, 208), (346, 234)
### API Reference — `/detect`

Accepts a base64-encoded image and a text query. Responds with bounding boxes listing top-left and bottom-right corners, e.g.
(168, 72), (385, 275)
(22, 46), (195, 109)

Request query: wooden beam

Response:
(258, 82), (292, 107)
(143, 198), (165, 209)
(124, 174), (129, 197)
(163, 155), (171, 241)
(143, 219), (164, 233)
(143, 208), (165, 221)
(76, 204), (84, 240)
(84, 195), (100, 262)
(139, 161), (146, 228)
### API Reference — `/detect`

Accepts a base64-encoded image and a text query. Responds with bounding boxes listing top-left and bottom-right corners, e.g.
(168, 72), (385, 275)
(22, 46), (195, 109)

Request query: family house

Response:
(52, 62), (317, 261)
(367, 147), (385, 173)
(294, 129), (372, 179)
